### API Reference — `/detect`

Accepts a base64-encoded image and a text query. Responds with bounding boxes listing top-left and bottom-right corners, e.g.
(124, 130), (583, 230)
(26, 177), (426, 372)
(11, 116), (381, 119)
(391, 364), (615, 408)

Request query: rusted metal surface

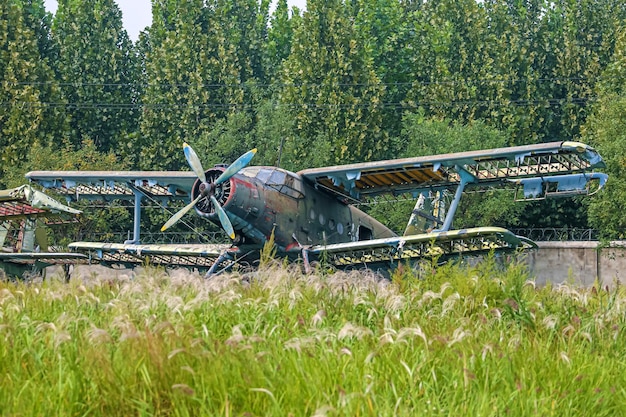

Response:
(0, 185), (86, 278)
(0, 185), (81, 221)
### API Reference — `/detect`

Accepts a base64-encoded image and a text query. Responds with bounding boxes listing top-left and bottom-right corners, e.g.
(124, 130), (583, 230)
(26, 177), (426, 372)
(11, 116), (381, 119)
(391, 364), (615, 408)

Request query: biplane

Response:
(26, 141), (607, 276)
(0, 184), (88, 279)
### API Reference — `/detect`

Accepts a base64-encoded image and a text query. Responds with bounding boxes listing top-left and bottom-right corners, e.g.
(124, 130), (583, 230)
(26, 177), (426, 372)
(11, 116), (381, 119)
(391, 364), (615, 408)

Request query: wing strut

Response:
(205, 250), (235, 277)
(435, 166), (474, 232)
(126, 192), (143, 244)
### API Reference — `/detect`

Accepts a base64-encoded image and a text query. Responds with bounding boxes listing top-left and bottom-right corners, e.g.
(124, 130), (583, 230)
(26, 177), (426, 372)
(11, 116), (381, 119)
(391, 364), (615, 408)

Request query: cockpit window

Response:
(255, 168), (272, 183)
(254, 168), (304, 199)
(268, 170), (287, 185)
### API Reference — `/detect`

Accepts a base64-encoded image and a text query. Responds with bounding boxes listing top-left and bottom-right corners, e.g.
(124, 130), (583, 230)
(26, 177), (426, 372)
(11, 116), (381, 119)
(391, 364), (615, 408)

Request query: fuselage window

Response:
(358, 225), (373, 241)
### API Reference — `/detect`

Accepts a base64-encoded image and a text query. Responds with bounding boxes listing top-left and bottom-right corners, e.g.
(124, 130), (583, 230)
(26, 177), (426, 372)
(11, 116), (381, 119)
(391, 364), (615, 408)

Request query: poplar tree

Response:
(137, 0), (269, 170)
(52, 0), (138, 153)
(280, 0), (388, 169)
(584, 29), (626, 238)
(0, 1), (63, 186)
(542, 0), (625, 141)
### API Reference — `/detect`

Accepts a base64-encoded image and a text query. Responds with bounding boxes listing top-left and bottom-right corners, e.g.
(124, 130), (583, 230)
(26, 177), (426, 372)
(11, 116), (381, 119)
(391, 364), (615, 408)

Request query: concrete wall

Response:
(526, 241), (626, 287)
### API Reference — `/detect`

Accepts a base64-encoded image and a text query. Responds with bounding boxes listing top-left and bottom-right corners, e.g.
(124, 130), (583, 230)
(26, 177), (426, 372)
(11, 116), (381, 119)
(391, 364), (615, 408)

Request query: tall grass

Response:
(1, 257), (625, 416)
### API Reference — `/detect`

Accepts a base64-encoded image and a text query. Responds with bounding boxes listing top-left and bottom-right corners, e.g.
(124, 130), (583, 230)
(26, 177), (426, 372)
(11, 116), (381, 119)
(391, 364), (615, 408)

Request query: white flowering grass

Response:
(0, 258), (625, 416)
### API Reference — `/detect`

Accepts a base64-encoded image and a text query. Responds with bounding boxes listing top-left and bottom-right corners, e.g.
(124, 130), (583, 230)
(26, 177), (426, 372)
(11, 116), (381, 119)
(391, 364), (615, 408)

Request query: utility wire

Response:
(0, 96), (596, 110)
(5, 75), (624, 89)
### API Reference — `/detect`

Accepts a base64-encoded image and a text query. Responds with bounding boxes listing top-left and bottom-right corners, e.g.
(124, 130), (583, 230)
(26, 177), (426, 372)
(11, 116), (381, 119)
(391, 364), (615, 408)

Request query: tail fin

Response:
(403, 191), (447, 236)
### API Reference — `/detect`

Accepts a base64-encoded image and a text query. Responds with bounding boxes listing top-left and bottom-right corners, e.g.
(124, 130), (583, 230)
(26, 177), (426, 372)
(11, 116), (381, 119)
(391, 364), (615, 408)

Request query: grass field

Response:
(1, 257), (625, 416)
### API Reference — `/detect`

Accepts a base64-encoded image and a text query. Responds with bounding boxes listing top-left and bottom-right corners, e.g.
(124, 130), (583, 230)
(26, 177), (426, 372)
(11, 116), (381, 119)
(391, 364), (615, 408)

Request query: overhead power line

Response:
(5, 75), (625, 89)
(0, 96), (596, 110)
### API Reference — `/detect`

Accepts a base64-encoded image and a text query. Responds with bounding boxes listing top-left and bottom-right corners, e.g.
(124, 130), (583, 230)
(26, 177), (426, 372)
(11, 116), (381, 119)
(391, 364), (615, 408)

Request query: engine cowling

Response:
(190, 166), (232, 219)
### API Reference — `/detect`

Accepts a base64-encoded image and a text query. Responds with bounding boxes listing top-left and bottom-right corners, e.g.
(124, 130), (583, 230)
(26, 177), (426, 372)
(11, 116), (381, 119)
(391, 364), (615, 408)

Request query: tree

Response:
(136, 0), (270, 170)
(351, 0), (413, 139)
(541, 0), (626, 141)
(480, 0), (551, 145)
(0, 1), (65, 187)
(52, 0), (139, 153)
(583, 28), (626, 238)
(263, 0), (297, 81)
(280, 0), (389, 169)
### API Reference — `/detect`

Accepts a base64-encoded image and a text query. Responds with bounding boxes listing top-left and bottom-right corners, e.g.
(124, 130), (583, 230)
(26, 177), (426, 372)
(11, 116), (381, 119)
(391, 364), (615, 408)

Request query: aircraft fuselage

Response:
(192, 166), (396, 250)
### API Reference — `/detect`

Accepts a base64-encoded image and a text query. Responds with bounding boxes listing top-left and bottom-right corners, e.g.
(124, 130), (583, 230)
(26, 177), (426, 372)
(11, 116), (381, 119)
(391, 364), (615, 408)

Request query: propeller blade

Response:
(210, 195), (235, 239)
(161, 195), (202, 232)
(183, 142), (206, 183)
(215, 148), (257, 185)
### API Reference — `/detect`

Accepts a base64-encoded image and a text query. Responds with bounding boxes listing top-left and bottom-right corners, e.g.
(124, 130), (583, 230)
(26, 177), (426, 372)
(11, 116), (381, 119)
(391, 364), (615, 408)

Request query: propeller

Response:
(161, 143), (257, 239)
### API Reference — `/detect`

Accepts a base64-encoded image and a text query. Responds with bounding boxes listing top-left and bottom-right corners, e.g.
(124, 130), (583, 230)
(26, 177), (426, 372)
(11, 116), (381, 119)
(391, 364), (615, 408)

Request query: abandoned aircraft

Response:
(0, 184), (87, 278)
(25, 141), (607, 276)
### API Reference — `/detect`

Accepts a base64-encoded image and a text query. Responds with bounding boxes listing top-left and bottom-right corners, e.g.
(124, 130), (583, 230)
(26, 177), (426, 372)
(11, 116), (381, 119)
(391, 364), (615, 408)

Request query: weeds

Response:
(0, 258), (625, 415)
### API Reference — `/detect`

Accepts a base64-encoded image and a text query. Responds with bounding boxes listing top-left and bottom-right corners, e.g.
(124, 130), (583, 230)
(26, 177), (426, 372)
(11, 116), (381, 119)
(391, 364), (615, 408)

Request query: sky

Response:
(43, 0), (306, 42)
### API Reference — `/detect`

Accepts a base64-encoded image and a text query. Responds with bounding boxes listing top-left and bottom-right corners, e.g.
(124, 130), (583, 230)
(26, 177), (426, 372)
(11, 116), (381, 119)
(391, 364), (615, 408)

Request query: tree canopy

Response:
(1, 0), (625, 236)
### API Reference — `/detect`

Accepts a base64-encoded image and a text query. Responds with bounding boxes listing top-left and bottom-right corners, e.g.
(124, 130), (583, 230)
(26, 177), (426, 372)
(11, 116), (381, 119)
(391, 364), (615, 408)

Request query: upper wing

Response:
(24, 171), (197, 202)
(307, 227), (536, 268)
(298, 141), (606, 203)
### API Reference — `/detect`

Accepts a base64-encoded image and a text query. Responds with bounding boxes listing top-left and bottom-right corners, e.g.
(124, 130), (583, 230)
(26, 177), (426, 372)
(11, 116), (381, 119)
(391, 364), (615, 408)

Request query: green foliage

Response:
(281, 0), (390, 167)
(6, 0), (626, 234)
(259, 227), (277, 266)
(52, 0), (139, 153)
(400, 110), (506, 155)
(583, 29), (626, 238)
(0, 1), (65, 187)
(263, 0), (295, 80)
(135, 0), (272, 171)
(252, 99), (297, 168)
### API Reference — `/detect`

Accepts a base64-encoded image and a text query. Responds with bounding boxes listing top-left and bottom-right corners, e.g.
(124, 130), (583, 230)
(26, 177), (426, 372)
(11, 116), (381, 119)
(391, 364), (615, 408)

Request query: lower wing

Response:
(0, 252), (90, 278)
(0, 252), (89, 265)
(307, 227), (536, 268)
(68, 242), (232, 269)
